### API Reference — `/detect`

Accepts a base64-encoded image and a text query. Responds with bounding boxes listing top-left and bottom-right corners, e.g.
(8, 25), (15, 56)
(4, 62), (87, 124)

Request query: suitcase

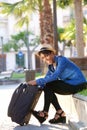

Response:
(8, 83), (42, 126)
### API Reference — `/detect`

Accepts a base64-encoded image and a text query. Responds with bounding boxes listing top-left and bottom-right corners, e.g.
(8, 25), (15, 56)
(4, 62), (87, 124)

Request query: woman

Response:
(28, 44), (87, 124)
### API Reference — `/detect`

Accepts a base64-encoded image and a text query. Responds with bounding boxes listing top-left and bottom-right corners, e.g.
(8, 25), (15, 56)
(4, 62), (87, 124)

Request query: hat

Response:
(36, 44), (56, 56)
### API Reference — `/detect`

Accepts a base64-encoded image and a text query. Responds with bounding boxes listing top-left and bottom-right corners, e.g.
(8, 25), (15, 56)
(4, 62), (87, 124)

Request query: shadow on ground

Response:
(14, 123), (69, 130)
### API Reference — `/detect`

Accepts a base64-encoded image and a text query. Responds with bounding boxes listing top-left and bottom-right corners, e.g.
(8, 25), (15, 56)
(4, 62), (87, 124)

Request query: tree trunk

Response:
(39, 0), (54, 74)
(39, 11), (44, 44)
(53, 0), (58, 54)
(74, 0), (84, 57)
(40, 0), (54, 47)
(43, 0), (54, 46)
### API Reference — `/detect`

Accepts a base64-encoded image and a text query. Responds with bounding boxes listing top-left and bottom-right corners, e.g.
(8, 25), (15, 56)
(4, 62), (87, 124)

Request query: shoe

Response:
(49, 116), (66, 124)
(49, 110), (66, 124)
(32, 110), (48, 124)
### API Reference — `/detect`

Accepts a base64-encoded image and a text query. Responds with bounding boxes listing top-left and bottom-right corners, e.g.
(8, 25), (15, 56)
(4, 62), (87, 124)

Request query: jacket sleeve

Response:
(36, 56), (67, 87)
(36, 70), (52, 88)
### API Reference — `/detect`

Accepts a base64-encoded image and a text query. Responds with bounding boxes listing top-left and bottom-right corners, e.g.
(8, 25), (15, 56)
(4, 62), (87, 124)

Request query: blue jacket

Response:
(36, 56), (86, 88)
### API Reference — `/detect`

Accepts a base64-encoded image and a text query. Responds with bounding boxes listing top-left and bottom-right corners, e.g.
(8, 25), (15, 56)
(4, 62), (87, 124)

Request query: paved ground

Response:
(0, 83), (70, 130)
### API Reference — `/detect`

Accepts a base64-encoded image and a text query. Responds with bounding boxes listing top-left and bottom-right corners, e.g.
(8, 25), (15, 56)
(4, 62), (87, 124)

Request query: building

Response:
(0, 0), (40, 71)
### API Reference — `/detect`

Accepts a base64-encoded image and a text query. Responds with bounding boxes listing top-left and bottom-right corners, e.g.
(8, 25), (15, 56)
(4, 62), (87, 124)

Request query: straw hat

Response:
(36, 44), (56, 56)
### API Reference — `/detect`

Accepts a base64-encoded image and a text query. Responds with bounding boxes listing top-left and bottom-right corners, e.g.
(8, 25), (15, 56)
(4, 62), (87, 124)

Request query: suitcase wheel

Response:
(20, 122), (24, 126)
(20, 121), (28, 126)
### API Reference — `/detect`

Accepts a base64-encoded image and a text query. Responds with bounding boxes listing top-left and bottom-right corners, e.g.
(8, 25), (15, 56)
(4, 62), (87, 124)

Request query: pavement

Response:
(0, 83), (70, 130)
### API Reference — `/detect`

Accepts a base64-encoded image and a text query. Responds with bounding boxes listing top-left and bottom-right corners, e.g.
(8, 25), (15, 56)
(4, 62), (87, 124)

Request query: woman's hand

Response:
(27, 80), (37, 86)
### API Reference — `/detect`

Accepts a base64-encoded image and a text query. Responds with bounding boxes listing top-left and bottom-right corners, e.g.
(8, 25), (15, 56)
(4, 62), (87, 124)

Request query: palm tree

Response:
(0, 0), (54, 45)
(60, 17), (87, 56)
(0, 0), (54, 69)
(1, 0), (87, 58)
(56, 0), (87, 57)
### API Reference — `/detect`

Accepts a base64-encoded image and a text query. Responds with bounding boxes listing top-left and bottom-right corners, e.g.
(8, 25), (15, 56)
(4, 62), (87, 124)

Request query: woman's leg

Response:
(42, 80), (86, 123)
(43, 81), (68, 124)
(46, 80), (86, 95)
(43, 86), (62, 112)
(32, 80), (86, 124)
(32, 80), (70, 124)
(43, 80), (74, 112)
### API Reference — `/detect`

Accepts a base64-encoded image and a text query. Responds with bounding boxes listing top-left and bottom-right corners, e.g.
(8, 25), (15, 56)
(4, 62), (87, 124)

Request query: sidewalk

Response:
(0, 84), (69, 130)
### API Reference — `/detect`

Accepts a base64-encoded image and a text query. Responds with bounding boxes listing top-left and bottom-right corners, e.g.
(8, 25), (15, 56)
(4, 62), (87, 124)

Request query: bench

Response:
(0, 71), (13, 79)
(56, 94), (87, 130)
(69, 57), (87, 77)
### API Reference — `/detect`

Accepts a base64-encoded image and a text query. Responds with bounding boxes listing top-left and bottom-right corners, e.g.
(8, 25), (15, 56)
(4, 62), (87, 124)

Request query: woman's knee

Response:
(43, 85), (49, 92)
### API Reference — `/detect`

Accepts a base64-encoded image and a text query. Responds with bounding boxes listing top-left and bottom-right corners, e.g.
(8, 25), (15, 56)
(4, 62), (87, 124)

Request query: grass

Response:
(11, 72), (42, 80)
(35, 72), (42, 78)
(11, 72), (25, 79)
(79, 77), (87, 96)
(78, 88), (87, 96)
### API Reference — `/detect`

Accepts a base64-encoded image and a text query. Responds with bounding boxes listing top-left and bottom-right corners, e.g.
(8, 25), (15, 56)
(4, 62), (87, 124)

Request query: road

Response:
(0, 83), (69, 130)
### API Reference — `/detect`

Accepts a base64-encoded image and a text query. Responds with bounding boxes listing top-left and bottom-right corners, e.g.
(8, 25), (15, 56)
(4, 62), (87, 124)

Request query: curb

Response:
(69, 120), (87, 130)
(0, 79), (21, 85)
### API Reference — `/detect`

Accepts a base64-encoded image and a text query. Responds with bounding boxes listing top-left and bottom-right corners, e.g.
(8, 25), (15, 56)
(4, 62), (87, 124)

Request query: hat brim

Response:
(36, 46), (56, 56)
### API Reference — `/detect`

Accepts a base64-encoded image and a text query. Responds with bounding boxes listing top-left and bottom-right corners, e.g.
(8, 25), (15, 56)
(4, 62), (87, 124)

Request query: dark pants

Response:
(43, 80), (87, 112)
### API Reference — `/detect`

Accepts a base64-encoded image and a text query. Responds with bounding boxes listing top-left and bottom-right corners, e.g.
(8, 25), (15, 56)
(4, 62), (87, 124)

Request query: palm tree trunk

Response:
(40, 0), (53, 46)
(38, 0), (54, 74)
(39, 11), (44, 44)
(74, 0), (84, 57)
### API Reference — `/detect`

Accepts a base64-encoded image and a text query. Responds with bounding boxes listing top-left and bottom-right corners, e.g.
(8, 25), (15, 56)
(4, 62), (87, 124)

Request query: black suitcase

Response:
(8, 83), (42, 126)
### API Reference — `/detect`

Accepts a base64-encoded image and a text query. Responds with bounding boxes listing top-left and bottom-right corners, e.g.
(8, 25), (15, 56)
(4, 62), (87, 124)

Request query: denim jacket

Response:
(36, 56), (86, 88)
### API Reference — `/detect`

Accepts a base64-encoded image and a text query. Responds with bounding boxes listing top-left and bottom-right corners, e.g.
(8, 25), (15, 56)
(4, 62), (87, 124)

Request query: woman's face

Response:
(40, 52), (54, 65)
